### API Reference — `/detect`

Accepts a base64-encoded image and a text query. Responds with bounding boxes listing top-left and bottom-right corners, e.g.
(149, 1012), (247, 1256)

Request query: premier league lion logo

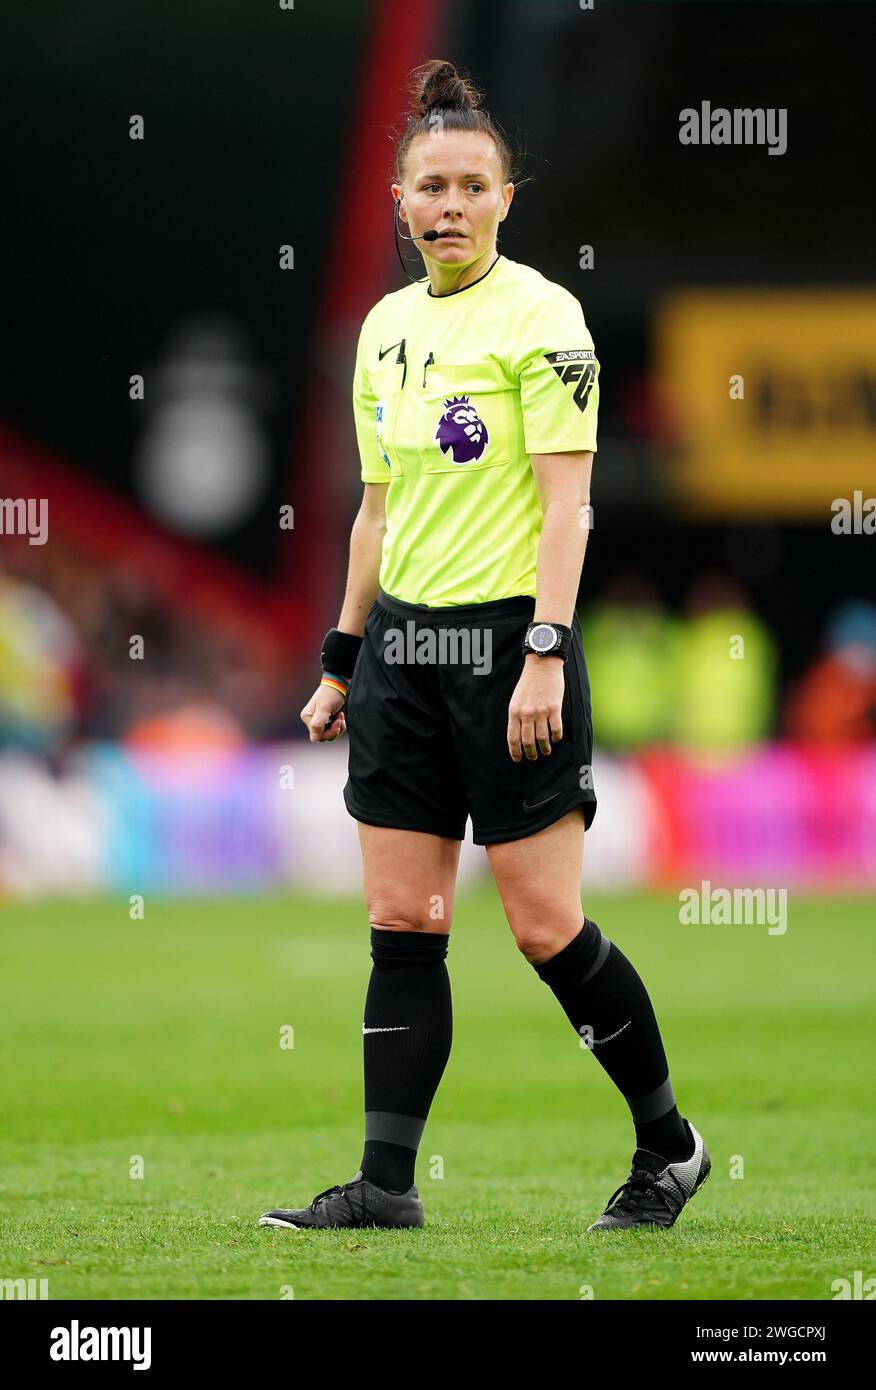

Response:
(434, 394), (488, 464)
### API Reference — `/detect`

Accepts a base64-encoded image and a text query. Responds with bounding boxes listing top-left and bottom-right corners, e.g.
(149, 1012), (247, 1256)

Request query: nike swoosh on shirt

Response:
(363, 1026), (410, 1034)
(378, 342), (402, 361)
(522, 791), (564, 811)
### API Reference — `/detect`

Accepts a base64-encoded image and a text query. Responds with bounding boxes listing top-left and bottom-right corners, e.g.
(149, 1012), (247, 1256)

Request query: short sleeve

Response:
(352, 314), (389, 483)
(511, 292), (600, 455)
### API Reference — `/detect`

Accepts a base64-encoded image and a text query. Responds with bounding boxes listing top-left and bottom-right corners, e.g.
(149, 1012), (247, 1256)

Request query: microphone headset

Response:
(394, 197), (440, 283)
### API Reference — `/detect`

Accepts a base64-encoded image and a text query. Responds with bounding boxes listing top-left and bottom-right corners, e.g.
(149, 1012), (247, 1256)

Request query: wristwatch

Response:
(522, 621), (572, 662)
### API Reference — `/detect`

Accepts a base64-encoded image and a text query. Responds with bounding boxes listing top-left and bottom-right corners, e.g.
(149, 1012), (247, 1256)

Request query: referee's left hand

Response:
(507, 657), (566, 761)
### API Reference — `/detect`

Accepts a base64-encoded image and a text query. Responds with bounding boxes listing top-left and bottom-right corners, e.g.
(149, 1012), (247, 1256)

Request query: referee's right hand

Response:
(301, 686), (347, 742)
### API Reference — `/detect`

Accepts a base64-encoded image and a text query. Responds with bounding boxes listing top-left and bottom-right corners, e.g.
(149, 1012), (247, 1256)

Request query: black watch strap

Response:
(522, 621), (572, 661)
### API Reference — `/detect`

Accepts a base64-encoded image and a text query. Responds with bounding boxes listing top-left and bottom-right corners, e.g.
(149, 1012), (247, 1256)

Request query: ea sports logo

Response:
(435, 394), (488, 464)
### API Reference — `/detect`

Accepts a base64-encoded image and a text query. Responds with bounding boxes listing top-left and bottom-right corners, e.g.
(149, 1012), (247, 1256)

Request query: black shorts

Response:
(342, 587), (597, 845)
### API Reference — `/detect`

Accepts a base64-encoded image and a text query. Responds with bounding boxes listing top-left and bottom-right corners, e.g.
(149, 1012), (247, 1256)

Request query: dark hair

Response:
(393, 59), (520, 189)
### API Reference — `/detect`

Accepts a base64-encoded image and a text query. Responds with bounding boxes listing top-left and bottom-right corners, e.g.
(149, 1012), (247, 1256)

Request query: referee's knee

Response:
(368, 909), (451, 936)
(369, 920), (451, 968)
(511, 913), (601, 967)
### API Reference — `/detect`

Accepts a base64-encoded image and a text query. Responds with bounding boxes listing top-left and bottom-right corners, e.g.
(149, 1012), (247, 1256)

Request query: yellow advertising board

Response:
(654, 290), (876, 516)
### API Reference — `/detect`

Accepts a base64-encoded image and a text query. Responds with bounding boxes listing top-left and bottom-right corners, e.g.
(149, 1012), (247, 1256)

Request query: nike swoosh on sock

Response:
(362, 1026), (411, 1034)
(591, 1020), (632, 1046)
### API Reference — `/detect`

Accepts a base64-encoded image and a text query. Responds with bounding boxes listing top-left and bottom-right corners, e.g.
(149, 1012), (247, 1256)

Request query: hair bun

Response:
(409, 59), (483, 118)
(394, 58), (518, 192)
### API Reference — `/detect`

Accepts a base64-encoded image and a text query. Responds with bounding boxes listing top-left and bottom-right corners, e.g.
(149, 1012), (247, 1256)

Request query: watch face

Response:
(529, 623), (558, 652)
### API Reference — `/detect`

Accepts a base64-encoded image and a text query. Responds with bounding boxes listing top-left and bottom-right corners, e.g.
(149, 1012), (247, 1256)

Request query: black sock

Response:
(634, 1109), (692, 1163)
(533, 918), (692, 1163)
(359, 927), (452, 1193)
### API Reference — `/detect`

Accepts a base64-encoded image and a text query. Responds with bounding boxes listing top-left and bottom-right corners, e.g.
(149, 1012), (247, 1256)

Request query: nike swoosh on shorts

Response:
(522, 791), (563, 811)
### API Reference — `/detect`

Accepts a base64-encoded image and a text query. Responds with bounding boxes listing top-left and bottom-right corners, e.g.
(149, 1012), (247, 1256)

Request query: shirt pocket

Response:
(417, 360), (516, 474)
(368, 362), (406, 477)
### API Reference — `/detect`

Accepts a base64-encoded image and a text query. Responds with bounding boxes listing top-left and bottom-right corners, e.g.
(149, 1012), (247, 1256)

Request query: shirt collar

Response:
(425, 254), (503, 299)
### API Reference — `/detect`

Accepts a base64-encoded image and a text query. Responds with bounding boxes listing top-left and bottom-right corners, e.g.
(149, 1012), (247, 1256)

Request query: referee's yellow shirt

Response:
(352, 254), (600, 607)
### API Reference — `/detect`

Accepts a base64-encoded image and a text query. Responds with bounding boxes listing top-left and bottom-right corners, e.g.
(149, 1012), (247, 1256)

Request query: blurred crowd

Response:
(583, 572), (876, 753)
(2, 545), (875, 761)
(0, 540), (299, 761)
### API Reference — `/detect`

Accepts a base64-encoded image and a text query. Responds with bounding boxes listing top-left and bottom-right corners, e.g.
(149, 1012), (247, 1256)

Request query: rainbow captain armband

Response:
(320, 671), (351, 697)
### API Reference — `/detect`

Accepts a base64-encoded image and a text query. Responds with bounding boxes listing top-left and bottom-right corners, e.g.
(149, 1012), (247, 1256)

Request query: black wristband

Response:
(320, 627), (364, 681)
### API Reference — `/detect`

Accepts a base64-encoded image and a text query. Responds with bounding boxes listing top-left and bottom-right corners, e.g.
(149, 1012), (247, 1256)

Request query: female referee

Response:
(260, 60), (710, 1234)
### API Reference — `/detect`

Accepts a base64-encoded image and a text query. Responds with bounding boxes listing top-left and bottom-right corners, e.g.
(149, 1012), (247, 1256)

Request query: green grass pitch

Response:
(0, 889), (873, 1300)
